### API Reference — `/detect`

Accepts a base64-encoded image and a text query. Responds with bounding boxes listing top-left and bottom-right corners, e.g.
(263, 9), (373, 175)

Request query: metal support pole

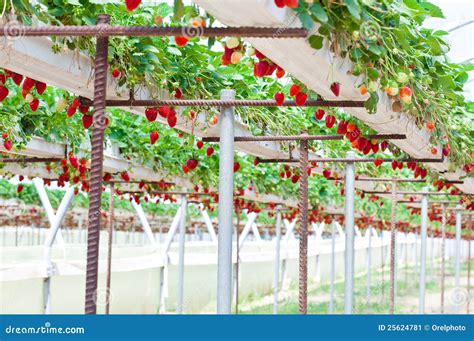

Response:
(273, 205), (282, 314)
(367, 225), (372, 306)
(389, 180), (397, 314)
(454, 205), (462, 291)
(105, 184), (114, 315)
(419, 187), (429, 314)
(84, 13), (110, 315)
(176, 195), (187, 314)
(132, 200), (156, 245)
(329, 220), (336, 314)
(440, 204), (446, 313)
(298, 137), (309, 314)
(216, 89), (235, 314)
(344, 151), (356, 314)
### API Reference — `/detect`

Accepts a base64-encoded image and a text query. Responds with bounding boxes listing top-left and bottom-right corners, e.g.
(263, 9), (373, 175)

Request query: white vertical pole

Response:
(200, 207), (217, 242)
(419, 187), (429, 314)
(132, 200), (156, 246)
(344, 151), (355, 314)
(367, 225), (372, 305)
(176, 195), (187, 314)
(217, 89), (235, 314)
(454, 205), (462, 290)
(273, 205), (282, 314)
(329, 220), (336, 314)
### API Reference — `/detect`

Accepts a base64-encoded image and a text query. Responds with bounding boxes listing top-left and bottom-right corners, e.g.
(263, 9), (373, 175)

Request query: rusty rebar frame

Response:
(122, 191), (211, 196)
(203, 134), (405, 143)
(1, 26), (308, 38)
(0, 157), (62, 163)
(363, 191), (465, 196)
(256, 156), (444, 164)
(298, 137), (309, 315)
(354, 177), (426, 183)
(84, 14), (110, 315)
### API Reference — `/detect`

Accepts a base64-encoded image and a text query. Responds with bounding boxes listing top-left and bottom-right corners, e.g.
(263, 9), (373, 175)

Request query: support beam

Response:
(440, 204), (447, 313)
(176, 195), (188, 314)
(251, 223), (262, 243)
(200, 207), (217, 242)
(273, 205), (282, 315)
(344, 151), (356, 314)
(132, 200), (156, 246)
(298, 137), (309, 315)
(329, 220), (336, 314)
(419, 187), (429, 314)
(216, 89), (235, 314)
(238, 212), (258, 249)
(454, 205), (462, 291)
(366, 225), (373, 307)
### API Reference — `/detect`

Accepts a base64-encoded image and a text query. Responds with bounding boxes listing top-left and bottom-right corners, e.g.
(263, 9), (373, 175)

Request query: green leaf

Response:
(173, 0), (185, 21)
(308, 35), (324, 50)
(350, 48), (363, 60)
(298, 11), (314, 30)
(166, 46), (182, 56)
(309, 4), (328, 23)
(344, 0), (361, 20)
(366, 67), (380, 80)
(364, 92), (379, 114)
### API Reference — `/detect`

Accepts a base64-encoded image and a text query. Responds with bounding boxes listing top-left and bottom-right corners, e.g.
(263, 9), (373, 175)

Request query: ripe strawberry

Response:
(371, 142), (379, 153)
(66, 104), (76, 117)
(72, 97), (80, 108)
(336, 120), (347, 134)
(0, 86), (9, 101)
(399, 86), (412, 104)
(274, 0), (285, 7)
(315, 109), (325, 120)
(209, 115), (219, 126)
(442, 146), (450, 157)
(29, 98), (39, 111)
(196, 140), (204, 149)
(120, 171), (130, 182)
(145, 107), (158, 122)
(186, 159), (198, 170)
(35, 81), (47, 95)
(391, 160), (397, 171)
(17, 185), (23, 194)
(175, 36), (188, 47)
(374, 159), (383, 167)
(78, 106), (89, 114)
(158, 106), (170, 118)
(330, 82), (340, 97)
(356, 137), (368, 151)
(112, 68), (120, 78)
(150, 131), (159, 145)
(254, 61), (270, 77)
(22, 77), (35, 93)
(431, 147), (437, 155)
(11, 73), (23, 86)
(233, 162), (240, 172)
(189, 110), (196, 120)
(125, 0), (141, 11)
(346, 122), (357, 132)
(289, 84), (301, 97)
(276, 67), (285, 78)
(3, 140), (12, 151)
(274, 92), (285, 106)
(322, 169), (331, 179)
(2, 132), (8, 139)
(82, 114), (93, 129)
(167, 114), (177, 128)
(380, 140), (389, 152)
(325, 115), (336, 128)
(253, 158), (259, 166)
(206, 146), (214, 157)
(291, 174), (299, 183)
(420, 168), (427, 179)
(295, 92), (308, 106)
(174, 88), (183, 99)
(103, 173), (112, 182)
(284, 0), (298, 8)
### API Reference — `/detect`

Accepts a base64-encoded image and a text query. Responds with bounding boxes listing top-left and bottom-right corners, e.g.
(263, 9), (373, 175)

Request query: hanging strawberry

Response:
(330, 82), (340, 97)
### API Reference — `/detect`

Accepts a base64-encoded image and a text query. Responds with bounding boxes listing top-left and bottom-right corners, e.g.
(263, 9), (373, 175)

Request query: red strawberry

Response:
(206, 146), (214, 157)
(442, 146), (450, 157)
(420, 168), (427, 179)
(274, 0), (285, 8)
(158, 106), (170, 118)
(371, 143), (379, 153)
(380, 140), (389, 152)
(0, 86), (9, 101)
(274, 92), (285, 106)
(29, 99), (39, 112)
(19, 175), (24, 181)
(196, 140), (204, 149)
(284, 0), (298, 7)
(253, 158), (259, 166)
(295, 92), (308, 106)
(125, 0), (142, 12)
(233, 162), (240, 172)
(323, 169), (331, 179)
(374, 159), (383, 167)
(78, 106), (89, 114)
(336, 120), (347, 134)
(22, 77), (35, 94)
(3, 140), (12, 151)
(103, 173), (112, 182)
(11, 73), (23, 86)
(186, 159), (198, 170)
(330, 82), (340, 97)
(112, 68), (120, 78)
(363, 143), (372, 155)
(325, 115), (336, 128)
(174, 88), (183, 99)
(315, 109), (325, 120)
(289, 84), (301, 97)
(120, 171), (130, 182)
(82, 114), (93, 129)
(254, 61), (270, 77)
(398, 162), (403, 170)
(175, 36), (189, 47)
(2, 132), (7, 139)
(150, 131), (159, 145)
(17, 185), (23, 194)
(144, 108), (157, 122)
(72, 97), (80, 108)
(357, 137), (368, 151)
(67, 105), (76, 117)
(276, 67), (285, 78)
(167, 114), (177, 128)
(35, 81), (47, 95)
(391, 160), (397, 171)
(291, 174), (300, 183)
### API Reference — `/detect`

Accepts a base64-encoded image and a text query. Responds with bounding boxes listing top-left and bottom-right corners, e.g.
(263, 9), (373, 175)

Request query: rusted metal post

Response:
(105, 183), (114, 314)
(389, 179), (397, 314)
(84, 14), (110, 315)
(298, 135), (309, 315)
